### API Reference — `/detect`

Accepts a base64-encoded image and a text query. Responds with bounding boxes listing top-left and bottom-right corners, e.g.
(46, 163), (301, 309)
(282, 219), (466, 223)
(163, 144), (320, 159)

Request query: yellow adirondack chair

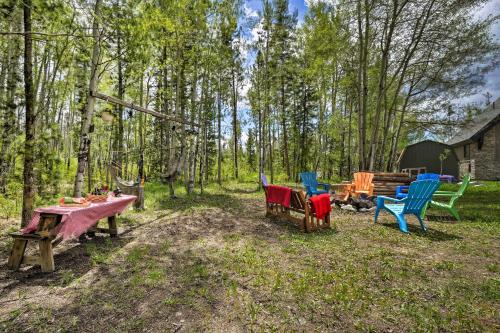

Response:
(351, 172), (375, 197)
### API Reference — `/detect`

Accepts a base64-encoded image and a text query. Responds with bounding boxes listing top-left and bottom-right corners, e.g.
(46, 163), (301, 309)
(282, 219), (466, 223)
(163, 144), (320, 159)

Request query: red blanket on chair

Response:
(266, 185), (292, 208)
(310, 193), (331, 219)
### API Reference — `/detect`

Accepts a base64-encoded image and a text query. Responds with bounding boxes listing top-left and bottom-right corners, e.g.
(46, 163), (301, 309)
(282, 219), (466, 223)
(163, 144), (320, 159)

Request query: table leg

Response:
(39, 239), (55, 272)
(107, 216), (118, 238)
(7, 239), (28, 270)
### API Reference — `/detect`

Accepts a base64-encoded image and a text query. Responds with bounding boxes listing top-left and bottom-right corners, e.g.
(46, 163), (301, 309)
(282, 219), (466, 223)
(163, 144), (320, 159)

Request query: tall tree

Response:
(0, 10), (21, 193)
(21, 0), (35, 227)
(73, 0), (102, 197)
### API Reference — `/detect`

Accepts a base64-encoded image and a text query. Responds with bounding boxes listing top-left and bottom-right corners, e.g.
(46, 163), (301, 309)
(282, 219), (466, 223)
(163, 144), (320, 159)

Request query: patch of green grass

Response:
(8, 309), (21, 321)
(60, 270), (77, 286)
(222, 233), (241, 243)
(85, 238), (118, 266)
(125, 244), (151, 265)
(480, 278), (500, 301)
(486, 263), (499, 273)
(145, 267), (166, 287)
(434, 260), (460, 271)
(159, 240), (171, 254)
(162, 296), (181, 306)
(144, 181), (246, 213)
(183, 262), (209, 283)
(434, 181), (500, 223)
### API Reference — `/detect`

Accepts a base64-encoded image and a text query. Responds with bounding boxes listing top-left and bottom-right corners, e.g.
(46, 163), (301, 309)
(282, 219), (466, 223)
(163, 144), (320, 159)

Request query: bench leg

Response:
(39, 239), (55, 272)
(107, 216), (117, 238)
(7, 239), (28, 270)
(86, 225), (97, 238)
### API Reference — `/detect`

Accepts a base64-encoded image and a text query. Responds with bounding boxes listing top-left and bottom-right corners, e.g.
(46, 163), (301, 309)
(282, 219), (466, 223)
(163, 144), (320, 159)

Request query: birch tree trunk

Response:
(368, 3), (397, 171)
(73, 0), (102, 197)
(281, 73), (290, 179)
(356, 0), (366, 171)
(231, 68), (239, 180)
(0, 15), (21, 193)
(114, 31), (124, 177)
(138, 73), (145, 181)
(217, 75), (222, 186)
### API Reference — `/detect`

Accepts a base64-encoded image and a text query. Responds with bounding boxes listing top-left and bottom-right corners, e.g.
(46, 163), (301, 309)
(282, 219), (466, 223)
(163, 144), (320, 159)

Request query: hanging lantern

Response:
(101, 110), (114, 124)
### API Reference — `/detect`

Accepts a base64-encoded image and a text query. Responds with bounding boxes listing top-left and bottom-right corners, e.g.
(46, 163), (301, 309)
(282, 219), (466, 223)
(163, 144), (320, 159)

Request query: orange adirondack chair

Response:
(351, 172), (375, 197)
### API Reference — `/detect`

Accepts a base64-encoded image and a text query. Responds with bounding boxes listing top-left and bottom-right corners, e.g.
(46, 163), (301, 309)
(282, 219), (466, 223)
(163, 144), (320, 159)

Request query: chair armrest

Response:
(433, 191), (457, 195)
(377, 196), (404, 203)
(433, 192), (460, 197)
(318, 182), (331, 191)
(395, 185), (409, 194)
(303, 185), (313, 195)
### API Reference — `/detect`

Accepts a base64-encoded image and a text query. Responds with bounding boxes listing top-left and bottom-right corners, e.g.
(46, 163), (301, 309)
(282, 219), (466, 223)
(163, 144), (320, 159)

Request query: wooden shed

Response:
(398, 140), (459, 178)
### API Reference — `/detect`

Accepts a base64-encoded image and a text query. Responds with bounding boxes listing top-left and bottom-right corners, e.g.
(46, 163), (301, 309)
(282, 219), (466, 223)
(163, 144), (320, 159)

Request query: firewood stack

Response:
(372, 172), (415, 197)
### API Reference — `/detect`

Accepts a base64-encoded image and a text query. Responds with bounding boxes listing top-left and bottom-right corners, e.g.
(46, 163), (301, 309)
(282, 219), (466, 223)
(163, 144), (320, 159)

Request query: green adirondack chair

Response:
(420, 174), (471, 222)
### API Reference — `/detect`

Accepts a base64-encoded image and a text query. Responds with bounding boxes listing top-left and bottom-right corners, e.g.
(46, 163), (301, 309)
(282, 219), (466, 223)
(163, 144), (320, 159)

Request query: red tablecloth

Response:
(309, 193), (331, 219)
(22, 195), (137, 240)
(266, 185), (292, 208)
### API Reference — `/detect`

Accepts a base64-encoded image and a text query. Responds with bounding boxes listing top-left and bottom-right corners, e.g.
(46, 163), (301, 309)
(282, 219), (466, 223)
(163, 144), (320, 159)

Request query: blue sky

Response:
(245, 0), (307, 21)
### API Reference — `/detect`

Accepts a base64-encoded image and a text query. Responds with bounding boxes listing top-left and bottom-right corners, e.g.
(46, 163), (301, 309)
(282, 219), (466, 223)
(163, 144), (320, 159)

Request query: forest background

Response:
(0, 0), (498, 226)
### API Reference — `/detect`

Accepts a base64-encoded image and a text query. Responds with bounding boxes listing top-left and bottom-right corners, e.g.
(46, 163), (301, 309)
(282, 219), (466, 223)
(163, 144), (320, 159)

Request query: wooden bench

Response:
(7, 213), (118, 273)
(264, 188), (331, 232)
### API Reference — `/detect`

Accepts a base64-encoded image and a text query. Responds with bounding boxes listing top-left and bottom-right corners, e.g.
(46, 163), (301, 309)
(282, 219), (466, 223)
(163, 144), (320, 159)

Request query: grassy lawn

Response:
(0, 181), (498, 332)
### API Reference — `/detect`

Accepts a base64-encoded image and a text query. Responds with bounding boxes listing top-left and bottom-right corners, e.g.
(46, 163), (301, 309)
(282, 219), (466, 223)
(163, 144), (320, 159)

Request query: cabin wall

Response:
(453, 122), (500, 180)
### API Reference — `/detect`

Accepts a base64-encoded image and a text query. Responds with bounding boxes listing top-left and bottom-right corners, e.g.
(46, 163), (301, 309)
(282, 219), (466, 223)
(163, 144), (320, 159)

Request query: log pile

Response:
(372, 172), (415, 197)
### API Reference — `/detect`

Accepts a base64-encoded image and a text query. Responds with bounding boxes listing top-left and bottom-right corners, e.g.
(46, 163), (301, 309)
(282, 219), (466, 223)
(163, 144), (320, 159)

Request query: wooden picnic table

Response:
(7, 195), (136, 272)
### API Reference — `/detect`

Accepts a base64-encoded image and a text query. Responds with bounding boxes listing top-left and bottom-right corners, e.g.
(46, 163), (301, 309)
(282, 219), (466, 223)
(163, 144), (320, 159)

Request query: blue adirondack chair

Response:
(299, 172), (330, 197)
(261, 173), (268, 187)
(395, 173), (440, 199)
(375, 180), (441, 233)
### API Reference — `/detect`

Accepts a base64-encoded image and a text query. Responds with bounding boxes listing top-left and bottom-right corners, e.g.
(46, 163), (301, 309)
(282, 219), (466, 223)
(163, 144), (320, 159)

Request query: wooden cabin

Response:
(448, 98), (500, 180)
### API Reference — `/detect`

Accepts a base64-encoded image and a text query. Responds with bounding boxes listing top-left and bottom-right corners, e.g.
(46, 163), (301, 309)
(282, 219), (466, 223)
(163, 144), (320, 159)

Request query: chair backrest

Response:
(353, 172), (374, 191)
(261, 173), (268, 187)
(449, 173), (470, 205)
(417, 173), (440, 181)
(300, 172), (318, 188)
(457, 174), (471, 196)
(404, 180), (441, 214)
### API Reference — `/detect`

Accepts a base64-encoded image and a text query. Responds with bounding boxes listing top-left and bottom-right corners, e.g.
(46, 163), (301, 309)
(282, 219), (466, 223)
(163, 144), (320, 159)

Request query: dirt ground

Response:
(0, 187), (498, 332)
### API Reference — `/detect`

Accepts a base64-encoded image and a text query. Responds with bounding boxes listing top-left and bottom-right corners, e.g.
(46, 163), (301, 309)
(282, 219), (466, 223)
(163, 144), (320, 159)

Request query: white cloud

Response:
(243, 3), (259, 19)
(250, 20), (264, 43)
(304, 0), (337, 7)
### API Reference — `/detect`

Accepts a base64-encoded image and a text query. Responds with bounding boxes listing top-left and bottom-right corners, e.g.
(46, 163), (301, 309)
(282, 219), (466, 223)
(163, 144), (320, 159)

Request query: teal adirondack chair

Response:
(299, 172), (330, 197)
(420, 174), (470, 222)
(374, 180), (440, 233)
